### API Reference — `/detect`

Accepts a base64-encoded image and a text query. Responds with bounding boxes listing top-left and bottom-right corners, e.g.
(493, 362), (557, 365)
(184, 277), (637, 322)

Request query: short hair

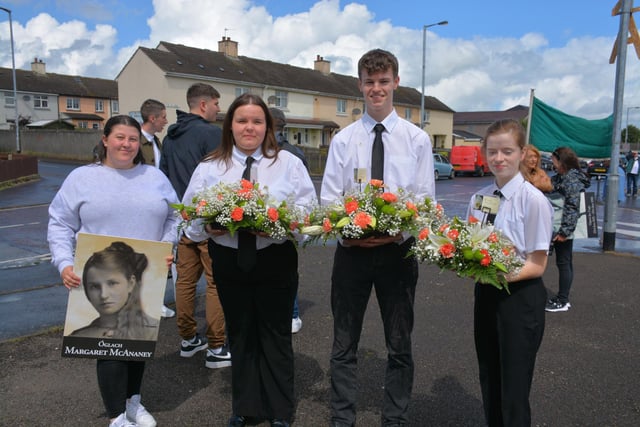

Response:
(186, 83), (220, 109)
(357, 49), (399, 79)
(269, 107), (286, 129)
(140, 99), (165, 123)
(482, 119), (526, 151)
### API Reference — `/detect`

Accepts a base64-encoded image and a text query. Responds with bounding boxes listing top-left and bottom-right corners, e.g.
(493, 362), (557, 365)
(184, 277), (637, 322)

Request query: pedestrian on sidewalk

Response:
(320, 48), (435, 427)
(547, 147), (591, 312)
(139, 98), (175, 319)
(467, 119), (553, 426)
(48, 115), (179, 427)
(160, 83), (229, 368)
(183, 93), (316, 427)
(625, 151), (639, 197)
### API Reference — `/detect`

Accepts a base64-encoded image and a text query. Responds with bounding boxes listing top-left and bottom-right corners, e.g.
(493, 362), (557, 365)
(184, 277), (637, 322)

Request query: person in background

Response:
(625, 151), (639, 197)
(160, 83), (230, 368)
(320, 48), (435, 427)
(48, 115), (178, 427)
(467, 119), (553, 427)
(546, 146), (590, 312)
(71, 242), (159, 341)
(139, 98), (175, 319)
(521, 144), (553, 193)
(183, 93), (316, 427)
(269, 107), (306, 334)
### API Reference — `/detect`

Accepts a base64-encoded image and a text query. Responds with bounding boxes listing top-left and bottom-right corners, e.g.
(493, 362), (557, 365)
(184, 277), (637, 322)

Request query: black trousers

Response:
(474, 277), (546, 427)
(209, 240), (298, 421)
(329, 239), (418, 427)
(96, 360), (145, 418)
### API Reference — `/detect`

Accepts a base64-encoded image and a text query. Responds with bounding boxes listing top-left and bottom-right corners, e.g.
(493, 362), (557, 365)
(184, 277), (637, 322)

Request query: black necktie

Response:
(486, 190), (504, 225)
(371, 123), (385, 180)
(238, 157), (256, 271)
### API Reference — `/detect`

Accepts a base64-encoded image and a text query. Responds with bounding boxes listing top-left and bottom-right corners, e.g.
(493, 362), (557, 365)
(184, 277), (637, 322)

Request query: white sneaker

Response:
(109, 412), (137, 427)
(126, 394), (157, 427)
(292, 316), (302, 334)
(161, 305), (175, 318)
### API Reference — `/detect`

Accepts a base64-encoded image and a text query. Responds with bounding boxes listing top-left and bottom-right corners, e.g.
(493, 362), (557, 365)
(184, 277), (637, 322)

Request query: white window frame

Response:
(275, 91), (288, 108)
(34, 95), (49, 109)
(66, 97), (80, 111)
(235, 87), (250, 97)
(111, 100), (119, 114)
(405, 108), (412, 121)
(337, 99), (347, 114)
(4, 92), (15, 107)
(95, 99), (104, 112)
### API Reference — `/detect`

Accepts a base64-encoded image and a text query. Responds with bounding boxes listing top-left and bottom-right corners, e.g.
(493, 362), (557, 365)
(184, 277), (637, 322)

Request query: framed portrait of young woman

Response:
(61, 233), (172, 361)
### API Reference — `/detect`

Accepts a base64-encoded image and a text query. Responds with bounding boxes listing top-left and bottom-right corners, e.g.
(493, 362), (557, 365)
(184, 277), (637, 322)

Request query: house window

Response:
(111, 100), (119, 113)
(235, 87), (250, 97)
(405, 108), (412, 121)
(95, 99), (104, 112)
(66, 97), (80, 110)
(275, 91), (288, 108)
(4, 92), (15, 107)
(34, 95), (49, 109)
(337, 99), (347, 114)
(78, 121), (88, 129)
(92, 123), (100, 129)
(423, 110), (430, 124)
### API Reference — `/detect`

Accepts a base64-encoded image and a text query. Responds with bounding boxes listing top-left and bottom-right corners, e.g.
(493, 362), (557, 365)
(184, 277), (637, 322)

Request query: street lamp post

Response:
(625, 106), (640, 152)
(420, 20), (448, 130)
(1, 7), (20, 153)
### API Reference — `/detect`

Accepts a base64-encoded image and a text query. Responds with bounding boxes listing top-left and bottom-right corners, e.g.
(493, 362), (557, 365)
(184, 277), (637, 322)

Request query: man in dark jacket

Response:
(161, 83), (230, 369)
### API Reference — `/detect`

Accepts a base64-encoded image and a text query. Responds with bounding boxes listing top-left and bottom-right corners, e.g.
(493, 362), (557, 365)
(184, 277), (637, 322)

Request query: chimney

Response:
(314, 55), (330, 75)
(218, 36), (238, 58)
(31, 57), (46, 74)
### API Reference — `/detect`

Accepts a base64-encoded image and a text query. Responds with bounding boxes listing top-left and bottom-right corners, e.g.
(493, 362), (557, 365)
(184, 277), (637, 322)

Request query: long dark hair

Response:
(204, 93), (278, 167)
(551, 146), (580, 174)
(94, 115), (145, 165)
(82, 241), (149, 339)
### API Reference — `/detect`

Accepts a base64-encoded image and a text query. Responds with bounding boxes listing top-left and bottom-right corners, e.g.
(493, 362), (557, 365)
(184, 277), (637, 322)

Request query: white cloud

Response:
(2, 0), (639, 119)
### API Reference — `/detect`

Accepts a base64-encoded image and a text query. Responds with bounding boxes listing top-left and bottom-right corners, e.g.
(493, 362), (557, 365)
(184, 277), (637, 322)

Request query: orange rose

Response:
(381, 192), (397, 203)
(487, 232), (499, 243)
(370, 179), (384, 188)
(439, 243), (456, 258)
(180, 210), (191, 221)
(267, 207), (279, 222)
(322, 218), (332, 232)
(231, 207), (244, 222)
(418, 228), (429, 240)
(468, 215), (479, 224)
(439, 223), (449, 233)
(240, 179), (253, 190)
(447, 229), (459, 240)
(353, 211), (372, 229)
(480, 255), (491, 266)
(406, 201), (417, 214)
(345, 200), (359, 214)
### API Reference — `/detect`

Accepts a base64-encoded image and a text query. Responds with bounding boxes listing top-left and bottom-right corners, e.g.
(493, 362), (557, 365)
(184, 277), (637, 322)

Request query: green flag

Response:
(529, 97), (613, 158)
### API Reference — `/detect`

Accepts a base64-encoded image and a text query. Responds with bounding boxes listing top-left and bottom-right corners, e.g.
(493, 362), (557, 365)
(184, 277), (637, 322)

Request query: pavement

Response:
(1, 162), (640, 426)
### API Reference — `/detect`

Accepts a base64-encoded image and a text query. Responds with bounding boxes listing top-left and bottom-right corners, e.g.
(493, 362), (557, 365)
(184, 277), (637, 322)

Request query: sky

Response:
(1, 0), (640, 122)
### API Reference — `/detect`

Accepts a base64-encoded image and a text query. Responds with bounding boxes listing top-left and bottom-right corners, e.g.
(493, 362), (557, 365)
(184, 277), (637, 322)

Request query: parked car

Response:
(433, 153), (455, 180)
(450, 145), (490, 177)
(587, 159), (609, 176)
(540, 153), (554, 171)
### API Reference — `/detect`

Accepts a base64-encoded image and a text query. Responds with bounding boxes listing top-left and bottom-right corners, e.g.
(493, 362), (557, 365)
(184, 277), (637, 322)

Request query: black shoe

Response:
(228, 415), (246, 427)
(271, 420), (290, 427)
(180, 333), (208, 357)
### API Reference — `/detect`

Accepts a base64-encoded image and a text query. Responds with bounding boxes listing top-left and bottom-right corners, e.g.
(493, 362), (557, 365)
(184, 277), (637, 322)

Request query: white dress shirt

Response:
(182, 146), (317, 249)
(321, 110), (435, 205)
(466, 172), (553, 260)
